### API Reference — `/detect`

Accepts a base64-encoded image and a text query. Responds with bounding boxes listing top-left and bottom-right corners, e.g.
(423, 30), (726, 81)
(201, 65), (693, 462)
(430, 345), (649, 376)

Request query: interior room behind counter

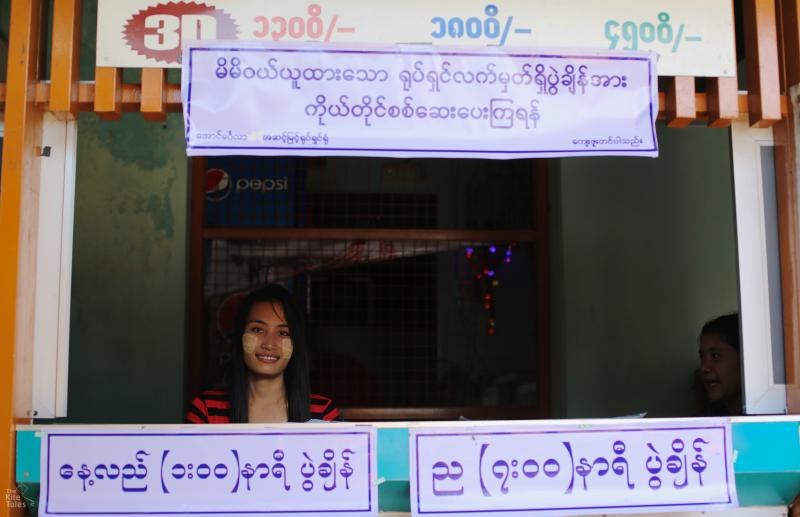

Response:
(60, 114), (738, 423)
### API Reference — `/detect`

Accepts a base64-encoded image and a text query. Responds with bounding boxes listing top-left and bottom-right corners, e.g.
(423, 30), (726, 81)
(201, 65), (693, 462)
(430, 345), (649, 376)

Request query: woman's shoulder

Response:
(197, 389), (230, 400)
(187, 389), (233, 424)
(309, 393), (340, 421)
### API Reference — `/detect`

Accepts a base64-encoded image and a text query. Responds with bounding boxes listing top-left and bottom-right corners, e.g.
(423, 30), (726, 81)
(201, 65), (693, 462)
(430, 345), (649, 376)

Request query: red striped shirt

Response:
(186, 390), (340, 423)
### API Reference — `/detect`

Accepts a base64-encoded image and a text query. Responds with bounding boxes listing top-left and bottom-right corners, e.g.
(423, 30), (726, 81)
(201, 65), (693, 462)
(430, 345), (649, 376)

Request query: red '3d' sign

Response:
(123, 2), (239, 64)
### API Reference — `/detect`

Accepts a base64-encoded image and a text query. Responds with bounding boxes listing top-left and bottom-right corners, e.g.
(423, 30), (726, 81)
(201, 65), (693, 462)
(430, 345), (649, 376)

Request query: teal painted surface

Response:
(736, 473), (800, 506)
(377, 428), (409, 480)
(734, 421), (800, 473)
(15, 431), (40, 483)
(379, 481), (411, 512)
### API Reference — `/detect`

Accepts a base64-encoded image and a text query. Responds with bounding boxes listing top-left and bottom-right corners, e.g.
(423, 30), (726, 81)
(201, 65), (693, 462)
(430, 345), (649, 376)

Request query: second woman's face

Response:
(242, 301), (294, 379)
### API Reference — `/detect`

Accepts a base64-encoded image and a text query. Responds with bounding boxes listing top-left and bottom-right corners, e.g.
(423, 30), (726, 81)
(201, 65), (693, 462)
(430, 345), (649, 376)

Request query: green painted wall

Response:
(550, 124), (739, 418)
(65, 113), (188, 423)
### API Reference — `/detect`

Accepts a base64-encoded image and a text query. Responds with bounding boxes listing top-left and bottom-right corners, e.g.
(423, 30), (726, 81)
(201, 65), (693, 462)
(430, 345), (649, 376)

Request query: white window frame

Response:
(31, 113), (77, 418)
(731, 121), (788, 415)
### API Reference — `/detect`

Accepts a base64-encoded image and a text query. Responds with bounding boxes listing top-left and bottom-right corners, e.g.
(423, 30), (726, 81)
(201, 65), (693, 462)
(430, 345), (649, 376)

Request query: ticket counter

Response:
(12, 418), (800, 515)
(3, 1), (800, 516)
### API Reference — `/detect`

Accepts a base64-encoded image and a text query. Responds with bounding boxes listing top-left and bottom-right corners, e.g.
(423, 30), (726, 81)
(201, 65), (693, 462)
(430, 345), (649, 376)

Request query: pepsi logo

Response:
(205, 168), (231, 202)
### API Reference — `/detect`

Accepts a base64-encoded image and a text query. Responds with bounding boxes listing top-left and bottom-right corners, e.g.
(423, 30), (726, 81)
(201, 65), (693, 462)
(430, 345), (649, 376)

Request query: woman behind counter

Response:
(697, 313), (741, 417)
(187, 284), (339, 423)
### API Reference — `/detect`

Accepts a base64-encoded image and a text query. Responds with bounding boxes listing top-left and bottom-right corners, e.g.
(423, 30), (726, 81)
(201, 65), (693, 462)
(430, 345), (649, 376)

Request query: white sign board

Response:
(98, 0), (735, 77)
(39, 426), (377, 517)
(409, 420), (737, 516)
(182, 42), (658, 159)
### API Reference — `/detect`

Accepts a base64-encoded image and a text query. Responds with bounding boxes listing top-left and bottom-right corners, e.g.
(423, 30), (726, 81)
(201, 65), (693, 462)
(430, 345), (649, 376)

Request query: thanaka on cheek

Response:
(243, 333), (258, 354)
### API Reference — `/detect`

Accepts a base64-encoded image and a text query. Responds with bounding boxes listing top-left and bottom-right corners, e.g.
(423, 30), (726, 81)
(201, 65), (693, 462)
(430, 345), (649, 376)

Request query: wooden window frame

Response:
(187, 157), (551, 420)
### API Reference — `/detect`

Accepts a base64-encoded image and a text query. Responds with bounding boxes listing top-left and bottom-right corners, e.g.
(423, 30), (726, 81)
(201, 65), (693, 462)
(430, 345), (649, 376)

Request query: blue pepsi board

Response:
(204, 156), (301, 227)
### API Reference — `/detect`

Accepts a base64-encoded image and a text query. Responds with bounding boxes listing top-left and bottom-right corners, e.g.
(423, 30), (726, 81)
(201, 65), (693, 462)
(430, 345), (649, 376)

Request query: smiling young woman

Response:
(186, 284), (339, 423)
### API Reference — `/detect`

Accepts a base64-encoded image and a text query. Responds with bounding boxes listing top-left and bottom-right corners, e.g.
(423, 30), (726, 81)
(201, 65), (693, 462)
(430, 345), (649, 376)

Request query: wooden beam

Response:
(775, 0), (800, 413)
(0, 80), (788, 122)
(202, 228), (541, 242)
(534, 160), (551, 418)
(665, 76), (696, 128)
(744, 0), (782, 127)
(0, 1), (43, 516)
(187, 158), (206, 411)
(773, 112), (800, 414)
(654, 92), (788, 122)
(781, 0), (800, 86)
(341, 406), (548, 421)
(94, 67), (123, 120)
(49, 0), (82, 119)
(140, 68), (167, 121)
(707, 77), (740, 128)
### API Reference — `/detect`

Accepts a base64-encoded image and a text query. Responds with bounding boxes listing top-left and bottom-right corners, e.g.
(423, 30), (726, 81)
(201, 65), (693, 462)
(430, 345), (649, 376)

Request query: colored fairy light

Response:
(505, 249), (512, 257)
(504, 257), (511, 264)
(487, 270), (495, 277)
(484, 294), (491, 301)
(489, 246), (497, 253)
(488, 327), (496, 336)
(492, 280), (499, 287)
(484, 303), (491, 310)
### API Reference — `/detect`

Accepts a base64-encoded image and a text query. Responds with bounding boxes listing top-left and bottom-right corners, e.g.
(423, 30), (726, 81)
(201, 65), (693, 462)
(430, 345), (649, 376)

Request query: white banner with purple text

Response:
(182, 42), (659, 159)
(39, 426), (377, 517)
(410, 419), (737, 516)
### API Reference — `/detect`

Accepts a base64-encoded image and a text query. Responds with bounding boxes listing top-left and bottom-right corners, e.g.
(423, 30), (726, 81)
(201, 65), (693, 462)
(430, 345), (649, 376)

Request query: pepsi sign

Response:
(204, 156), (300, 227)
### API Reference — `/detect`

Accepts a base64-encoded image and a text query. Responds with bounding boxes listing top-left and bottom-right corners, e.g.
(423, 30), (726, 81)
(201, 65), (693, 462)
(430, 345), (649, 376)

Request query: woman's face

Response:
(698, 332), (741, 404)
(241, 301), (294, 379)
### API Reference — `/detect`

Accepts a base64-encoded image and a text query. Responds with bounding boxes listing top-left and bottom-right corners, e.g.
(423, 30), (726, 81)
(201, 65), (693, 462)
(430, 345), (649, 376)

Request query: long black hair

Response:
(229, 284), (311, 423)
(700, 313), (740, 351)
